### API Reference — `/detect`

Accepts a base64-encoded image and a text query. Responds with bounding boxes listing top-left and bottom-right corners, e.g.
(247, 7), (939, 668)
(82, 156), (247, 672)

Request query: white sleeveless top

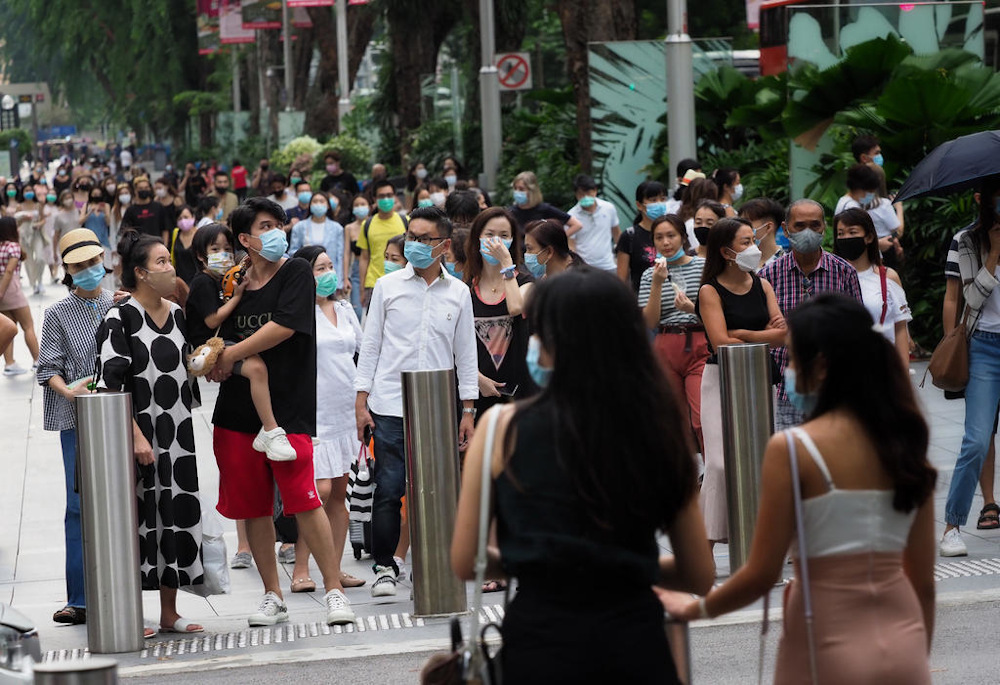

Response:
(789, 428), (915, 559)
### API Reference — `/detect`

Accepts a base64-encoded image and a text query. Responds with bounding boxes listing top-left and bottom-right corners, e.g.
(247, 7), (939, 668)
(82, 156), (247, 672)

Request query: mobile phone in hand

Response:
(498, 384), (519, 397)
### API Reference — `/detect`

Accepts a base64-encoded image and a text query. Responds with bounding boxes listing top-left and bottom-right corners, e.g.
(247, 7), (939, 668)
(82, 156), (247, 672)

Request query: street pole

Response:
(478, 0), (502, 194)
(232, 49), (242, 151)
(451, 62), (463, 164)
(665, 0), (697, 188)
(336, 0), (352, 131)
(282, 0), (293, 111)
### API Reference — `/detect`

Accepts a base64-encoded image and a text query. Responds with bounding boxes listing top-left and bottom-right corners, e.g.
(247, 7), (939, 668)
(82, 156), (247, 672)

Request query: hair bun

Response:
(117, 228), (142, 259)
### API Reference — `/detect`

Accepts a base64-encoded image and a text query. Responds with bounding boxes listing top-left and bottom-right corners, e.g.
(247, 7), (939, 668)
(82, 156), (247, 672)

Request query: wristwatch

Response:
(500, 264), (517, 280)
(462, 407), (477, 417)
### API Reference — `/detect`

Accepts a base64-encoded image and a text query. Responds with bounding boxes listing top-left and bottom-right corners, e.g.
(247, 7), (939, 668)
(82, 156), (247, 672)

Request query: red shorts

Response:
(213, 426), (321, 519)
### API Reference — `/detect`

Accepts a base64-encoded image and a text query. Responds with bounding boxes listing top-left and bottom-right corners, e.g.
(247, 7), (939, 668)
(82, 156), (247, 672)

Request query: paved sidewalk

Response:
(1, 283), (999, 675)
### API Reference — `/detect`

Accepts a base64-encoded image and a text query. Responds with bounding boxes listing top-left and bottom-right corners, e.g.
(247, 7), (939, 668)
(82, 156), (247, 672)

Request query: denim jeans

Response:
(945, 331), (1000, 526)
(371, 413), (406, 571)
(60, 429), (86, 608)
(350, 259), (362, 321)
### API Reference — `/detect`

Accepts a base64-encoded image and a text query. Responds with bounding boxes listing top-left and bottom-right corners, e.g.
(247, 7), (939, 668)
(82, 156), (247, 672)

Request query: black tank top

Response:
(708, 274), (769, 331)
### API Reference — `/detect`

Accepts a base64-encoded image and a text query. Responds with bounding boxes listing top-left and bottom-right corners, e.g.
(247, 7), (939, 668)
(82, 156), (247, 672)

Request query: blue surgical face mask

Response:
(526, 336), (553, 388)
(872, 153), (884, 167)
(23, 191), (35, 200)
(353, 206), (369, 219)
(383, 260), (403, 275)
(480, 237), (513, 266)
(645, 201), (667, 220)
(664, 249), (685, 263)
(310, 203), (328, 217)
(860, 192), (876, 206)
(783, 366), (818, 415)
(315, 270), (338, 297)
(786, 227), (824, 254)
(579, 195), (597, 209)
(775, 224), (790, 249)
(72, 262), (106, 291)
(445, 261), (463, 280)
(417, 198), (434, 209)
(298, 191), (313, 205)
(403, 240), (439, 269)
(524, 252), (546, 278)
(512, 190), (528, 206)
(256, 228), (288, 262)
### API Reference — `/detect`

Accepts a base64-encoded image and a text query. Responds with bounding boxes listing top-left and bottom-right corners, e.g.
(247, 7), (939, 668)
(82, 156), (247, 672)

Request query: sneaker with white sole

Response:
(324, 589), (356, 625)
(3, 364), (27, 377)
(248, 591), (289, 626)
(939, 528), (968, 557)
(253, 426), (298, 461)
(370, 565), (398, 597)
(277, 545), (296, 565)
(230, 551), (253, 569)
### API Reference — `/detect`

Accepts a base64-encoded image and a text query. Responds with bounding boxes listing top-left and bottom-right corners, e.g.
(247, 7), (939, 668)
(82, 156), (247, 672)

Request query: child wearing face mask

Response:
(185, 224), (297, 462)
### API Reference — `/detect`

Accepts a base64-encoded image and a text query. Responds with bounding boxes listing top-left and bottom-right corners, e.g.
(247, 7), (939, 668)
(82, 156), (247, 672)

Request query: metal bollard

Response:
(76, 393), (144, 654)
(32, 657), (117, 685)
(665, 619), (692, 685)
(401, 369), (468, 617)
(718, 344), (774, 572)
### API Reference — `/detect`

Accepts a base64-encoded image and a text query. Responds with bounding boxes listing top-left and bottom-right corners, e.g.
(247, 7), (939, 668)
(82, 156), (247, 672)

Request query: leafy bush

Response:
(0, 129), (34, 160)
(269, 136), (323, 175)
(315, 134), (373, 176)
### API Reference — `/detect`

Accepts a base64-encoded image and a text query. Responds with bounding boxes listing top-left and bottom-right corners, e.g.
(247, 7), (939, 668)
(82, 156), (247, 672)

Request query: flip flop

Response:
(291, 577), (317, 593)
(340, 572), (366, 588)
(160, 618), (204, 634)
(144, 626), (158, 639)
(481, 579), (508, 593)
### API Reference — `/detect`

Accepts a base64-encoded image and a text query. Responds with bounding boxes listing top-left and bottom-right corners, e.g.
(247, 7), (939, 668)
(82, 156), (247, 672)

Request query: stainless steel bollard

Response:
(401, 369), (468, 617)
(32, 657), (117, 685)
(76, 393), (144, 654)
(719, 344), (774, 572)
(665, 619), (692, 685)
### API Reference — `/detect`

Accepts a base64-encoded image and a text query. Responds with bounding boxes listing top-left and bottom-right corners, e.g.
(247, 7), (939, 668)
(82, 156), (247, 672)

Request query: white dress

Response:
(315, 300), (364, 479)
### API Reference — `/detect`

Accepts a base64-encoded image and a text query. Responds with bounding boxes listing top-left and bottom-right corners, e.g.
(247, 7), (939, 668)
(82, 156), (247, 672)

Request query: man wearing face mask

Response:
(286, 180), (314, 225)
(319, 152), (359, 196)
(123, 177), (169, 244)
(738, 197), (785, 268)
(355, 206), (477, 597)
(567, 174), (620, 273)
(267, 173), (298, 212)
(835, 164), (901, 268)
(759, 199), (863, 430)
(357, 179), (408, 307)
(213, 171), (239, 221)
(207, 197), (356, 627)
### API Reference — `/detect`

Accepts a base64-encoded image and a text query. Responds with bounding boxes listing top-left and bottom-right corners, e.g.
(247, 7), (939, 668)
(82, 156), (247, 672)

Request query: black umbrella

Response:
(894, 130), (1000, 203)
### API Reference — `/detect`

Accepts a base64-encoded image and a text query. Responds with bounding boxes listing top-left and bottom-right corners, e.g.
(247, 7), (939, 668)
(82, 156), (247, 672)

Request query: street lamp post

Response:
(478, 0), (502, 194)
(337, 0), (352, 130)
(282, 0), (294, 111)
(665, 0), (697, 188)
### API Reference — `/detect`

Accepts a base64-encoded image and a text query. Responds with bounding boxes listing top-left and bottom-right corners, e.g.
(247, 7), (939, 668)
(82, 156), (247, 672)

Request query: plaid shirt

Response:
(759, 250), (863, 400)
(957, 229), (996, 336)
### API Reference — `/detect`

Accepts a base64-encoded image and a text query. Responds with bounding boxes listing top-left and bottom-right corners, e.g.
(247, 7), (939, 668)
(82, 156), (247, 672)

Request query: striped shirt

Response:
(759, 251), (863, 400)
(36, 290), (114, 431)
(637, 256), (705, 327)
(945, 224), (974, 281)
(957, 229), (1000, 334)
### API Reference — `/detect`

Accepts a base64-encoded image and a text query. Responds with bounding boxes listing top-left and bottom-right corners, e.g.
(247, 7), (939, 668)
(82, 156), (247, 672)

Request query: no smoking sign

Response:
(496, 52), (532, 91)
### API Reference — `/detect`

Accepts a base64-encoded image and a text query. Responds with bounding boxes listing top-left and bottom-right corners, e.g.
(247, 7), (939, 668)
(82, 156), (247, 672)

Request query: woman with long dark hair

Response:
(451, 268), (714, 683)
(523, 219), (582, 279)
(465, 207), (534, 417)
(662, 294), (936, 684)
(942, 175), (1000, 556)
(697, 218), (785, 545)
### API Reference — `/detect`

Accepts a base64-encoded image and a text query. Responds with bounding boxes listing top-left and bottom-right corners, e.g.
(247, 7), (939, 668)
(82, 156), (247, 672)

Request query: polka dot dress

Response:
(97, 298), (204, 591)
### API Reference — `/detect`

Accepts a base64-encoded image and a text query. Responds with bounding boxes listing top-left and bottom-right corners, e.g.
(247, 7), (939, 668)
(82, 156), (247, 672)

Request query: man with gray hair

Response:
(759, 199), (863, 429)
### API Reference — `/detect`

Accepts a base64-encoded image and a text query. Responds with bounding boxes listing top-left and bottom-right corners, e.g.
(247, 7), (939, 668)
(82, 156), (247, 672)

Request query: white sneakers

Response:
(324, 589), (356, 625)
(253, 426), (297, 461)
(371, 565), (398, 597)
(248, 592), (289, 626)
(939, 528), (968, 557)
(3, 364), (27, 377)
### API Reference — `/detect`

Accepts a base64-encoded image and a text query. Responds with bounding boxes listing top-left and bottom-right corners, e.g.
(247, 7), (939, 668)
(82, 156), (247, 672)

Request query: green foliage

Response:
(0, 130), (34, 159)
(173, 91), (230, 117)
(270, 136), (323, 175)
(496, 88), (579, 208)
(316, 135), (374, 175)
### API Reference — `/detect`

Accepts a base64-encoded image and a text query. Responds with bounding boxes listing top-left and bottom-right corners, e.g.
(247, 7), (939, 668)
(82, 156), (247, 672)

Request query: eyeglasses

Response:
(801, 275), (814, 296)
(405, 232), (446, 245)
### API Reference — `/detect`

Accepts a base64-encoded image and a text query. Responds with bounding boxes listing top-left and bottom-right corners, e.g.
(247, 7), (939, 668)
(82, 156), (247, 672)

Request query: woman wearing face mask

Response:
(168, 205), (201, 284)
(14, 184), (54, 295)
(524, 219), (581, 280)
(109, 183), (133, 277)
(833, 208), (911, 369)
(451, 267), (715, 682)
(71, 176), (95, 211)
(0, 216), (40, 374)
(465, 207), (535, 418)
(409, 185), (433, 213)
(52, 190), (80, 278)
(616, 180), (669, 292)
(638, 215), (707, 451)
(835, 164), (901, 269)
(444, 227), (469, 281)
(690, 200), (727, 256)
(344, 195), (371, 319)
(406, 162), (429, 196)
(96, 230), (206, 638)
(103, 177), (120, 205)
(35, 229), (115, 626)
(1, 182), (20, 216)
(285, 245), (367, 592)
(196, 195), (223, 230)
(155, 178), (184, 232)
(54, 166), (72, 195)
(123, 177), (168, 244)
(660, 294), (936, 684)
(289, 192), (349, 293)
(382, 234), (407, 276)
(696, 218), (785, 546)
(426, 178), (448, 209)
(711, 167), (742, 216)
(508, 170), (582, 237)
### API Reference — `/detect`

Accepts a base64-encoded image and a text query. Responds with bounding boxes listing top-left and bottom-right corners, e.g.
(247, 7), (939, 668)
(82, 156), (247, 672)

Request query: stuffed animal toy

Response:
(187, 336), (226, 377)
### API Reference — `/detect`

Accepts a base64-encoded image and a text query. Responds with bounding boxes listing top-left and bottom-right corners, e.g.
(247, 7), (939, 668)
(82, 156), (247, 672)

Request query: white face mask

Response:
(731, 244), (762, 272)
(732, 183), (744, 202)
(429, 191), (446, 207)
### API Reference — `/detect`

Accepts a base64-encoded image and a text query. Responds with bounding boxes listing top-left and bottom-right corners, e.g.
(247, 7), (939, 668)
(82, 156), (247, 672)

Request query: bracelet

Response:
(697, 597), (709, 619)
(462, 407), (477, 416)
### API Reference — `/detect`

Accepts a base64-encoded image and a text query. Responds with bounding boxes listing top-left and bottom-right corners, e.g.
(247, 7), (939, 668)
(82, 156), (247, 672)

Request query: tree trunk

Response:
(555, 0), (636, 173)
(247, 46), (261, 138)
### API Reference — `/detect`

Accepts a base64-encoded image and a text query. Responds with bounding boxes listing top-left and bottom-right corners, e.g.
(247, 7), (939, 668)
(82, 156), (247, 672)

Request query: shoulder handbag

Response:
(421, 409), (504, 685)
(924, 308), (970, 392)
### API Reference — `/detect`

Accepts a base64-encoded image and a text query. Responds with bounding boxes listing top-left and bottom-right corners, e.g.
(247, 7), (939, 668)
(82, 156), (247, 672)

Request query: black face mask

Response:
(694, 226), (711, 246)
(137, 189), (152, 200)
(834, 236), (867, 262)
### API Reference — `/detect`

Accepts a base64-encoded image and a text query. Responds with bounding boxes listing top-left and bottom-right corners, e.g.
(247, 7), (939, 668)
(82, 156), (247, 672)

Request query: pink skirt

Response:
(0, 271), (27, 311)
(775, 552), (930, 685)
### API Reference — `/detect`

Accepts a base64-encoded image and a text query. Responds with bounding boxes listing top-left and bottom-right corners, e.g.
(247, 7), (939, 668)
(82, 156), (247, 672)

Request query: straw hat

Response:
(58, 228), (105, 265)
(680, 169), (706, 186)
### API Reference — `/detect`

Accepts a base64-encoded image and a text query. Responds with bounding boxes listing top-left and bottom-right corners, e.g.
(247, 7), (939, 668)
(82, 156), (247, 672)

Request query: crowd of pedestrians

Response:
(5, 135), (990, 681)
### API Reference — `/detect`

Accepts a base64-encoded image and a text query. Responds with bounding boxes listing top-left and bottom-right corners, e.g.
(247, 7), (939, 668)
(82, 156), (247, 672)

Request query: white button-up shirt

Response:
(568, 198), (620, 271)
(355, 263), (478, 417)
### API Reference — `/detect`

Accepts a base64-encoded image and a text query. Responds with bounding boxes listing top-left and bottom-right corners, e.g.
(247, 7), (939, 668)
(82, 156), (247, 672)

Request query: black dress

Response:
(495, 404), (680, 684)
(471, 273), (537, 419)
